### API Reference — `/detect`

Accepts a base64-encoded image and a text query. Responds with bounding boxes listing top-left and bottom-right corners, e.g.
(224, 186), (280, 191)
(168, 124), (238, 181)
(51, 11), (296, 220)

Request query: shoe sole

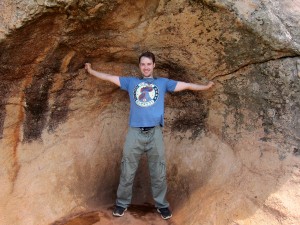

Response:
(113, 208), (127, 217)
(157, 208), (172, 220)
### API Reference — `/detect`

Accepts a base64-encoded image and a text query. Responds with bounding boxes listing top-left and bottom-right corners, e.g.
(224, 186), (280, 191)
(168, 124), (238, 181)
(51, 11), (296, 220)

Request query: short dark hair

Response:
(139, 51), (155, 64)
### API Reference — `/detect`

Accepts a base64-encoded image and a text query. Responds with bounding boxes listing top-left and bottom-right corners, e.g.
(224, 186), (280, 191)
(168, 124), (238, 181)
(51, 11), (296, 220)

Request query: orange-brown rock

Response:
(0, 1), (299, 225)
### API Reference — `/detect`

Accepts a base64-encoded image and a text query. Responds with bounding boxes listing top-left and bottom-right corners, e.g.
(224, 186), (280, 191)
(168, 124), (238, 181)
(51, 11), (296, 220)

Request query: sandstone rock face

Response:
(0, 1), (299, 225)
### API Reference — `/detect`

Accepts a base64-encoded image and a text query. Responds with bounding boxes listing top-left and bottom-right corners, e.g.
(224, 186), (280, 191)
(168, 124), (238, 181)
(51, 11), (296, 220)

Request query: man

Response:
(85, 51), (214, 220)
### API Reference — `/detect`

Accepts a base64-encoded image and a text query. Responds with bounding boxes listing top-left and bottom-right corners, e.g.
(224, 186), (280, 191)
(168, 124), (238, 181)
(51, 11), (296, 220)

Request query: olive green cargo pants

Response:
(116, 126), (169, 209)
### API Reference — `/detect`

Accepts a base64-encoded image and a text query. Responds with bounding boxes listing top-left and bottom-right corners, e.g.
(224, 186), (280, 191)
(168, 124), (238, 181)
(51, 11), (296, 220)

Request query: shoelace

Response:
(160, 208), (170, 214)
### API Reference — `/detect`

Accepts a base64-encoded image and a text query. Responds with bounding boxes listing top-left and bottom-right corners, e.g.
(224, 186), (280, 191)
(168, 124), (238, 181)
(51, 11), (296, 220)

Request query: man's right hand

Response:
(85, 63), (92, 73)
(207, 81), (215, 88)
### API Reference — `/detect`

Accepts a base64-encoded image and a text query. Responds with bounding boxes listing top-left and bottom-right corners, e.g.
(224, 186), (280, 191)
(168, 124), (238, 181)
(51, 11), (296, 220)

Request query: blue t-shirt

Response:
(119, 77), (178, 127)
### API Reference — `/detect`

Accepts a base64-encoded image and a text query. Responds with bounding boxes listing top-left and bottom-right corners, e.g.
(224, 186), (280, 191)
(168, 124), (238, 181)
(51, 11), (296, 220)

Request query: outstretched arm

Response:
(85, 63), (120, 87)
(174, 81), (214, 92)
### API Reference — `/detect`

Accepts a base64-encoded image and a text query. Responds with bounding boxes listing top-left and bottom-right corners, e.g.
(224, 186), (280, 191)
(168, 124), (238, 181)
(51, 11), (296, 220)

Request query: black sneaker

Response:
(112, 206), (127, 217)
(157, 207), (172, 220)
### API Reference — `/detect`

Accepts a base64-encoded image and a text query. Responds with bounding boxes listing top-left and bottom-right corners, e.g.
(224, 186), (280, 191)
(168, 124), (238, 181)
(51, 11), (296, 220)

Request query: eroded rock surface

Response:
(0, 1), (299, 225)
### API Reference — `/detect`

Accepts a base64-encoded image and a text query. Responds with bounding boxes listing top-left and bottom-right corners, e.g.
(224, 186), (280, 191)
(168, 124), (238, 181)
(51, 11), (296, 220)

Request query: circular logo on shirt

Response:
(134, 82), (159, 107)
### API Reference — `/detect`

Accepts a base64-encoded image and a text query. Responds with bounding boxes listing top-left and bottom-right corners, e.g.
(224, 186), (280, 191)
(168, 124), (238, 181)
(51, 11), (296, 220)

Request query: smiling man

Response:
(85, 51), (214, 220)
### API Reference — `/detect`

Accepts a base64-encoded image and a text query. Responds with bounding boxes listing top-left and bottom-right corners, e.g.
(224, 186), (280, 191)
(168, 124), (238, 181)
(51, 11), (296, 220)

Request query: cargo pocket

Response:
(148, 160), (166, 188)
(159, 161), (166, 180)
(120, 158), (138, 187)
(159, 162), (167, 183)
(117, 159), (136, 205)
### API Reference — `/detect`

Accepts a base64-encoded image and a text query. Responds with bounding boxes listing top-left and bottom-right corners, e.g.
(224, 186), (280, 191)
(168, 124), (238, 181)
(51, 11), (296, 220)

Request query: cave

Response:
(0, 1), (300, 225)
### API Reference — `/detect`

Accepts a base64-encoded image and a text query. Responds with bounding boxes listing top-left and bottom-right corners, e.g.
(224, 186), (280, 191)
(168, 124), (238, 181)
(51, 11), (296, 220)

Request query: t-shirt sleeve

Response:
(166, 78), (178, 92)
(119, 77), (131, 91)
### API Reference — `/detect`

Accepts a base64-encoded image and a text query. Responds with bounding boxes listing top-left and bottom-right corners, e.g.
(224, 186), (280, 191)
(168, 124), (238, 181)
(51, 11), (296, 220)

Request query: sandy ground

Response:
(51, 204), (178, 225)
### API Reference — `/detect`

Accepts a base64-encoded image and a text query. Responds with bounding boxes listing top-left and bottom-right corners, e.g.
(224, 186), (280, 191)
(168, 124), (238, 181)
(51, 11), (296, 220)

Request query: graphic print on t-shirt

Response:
(134, 82), (159, 107)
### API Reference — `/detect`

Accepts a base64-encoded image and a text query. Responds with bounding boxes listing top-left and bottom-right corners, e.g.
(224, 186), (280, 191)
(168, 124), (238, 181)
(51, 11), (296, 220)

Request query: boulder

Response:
(0, 0), (299, 224)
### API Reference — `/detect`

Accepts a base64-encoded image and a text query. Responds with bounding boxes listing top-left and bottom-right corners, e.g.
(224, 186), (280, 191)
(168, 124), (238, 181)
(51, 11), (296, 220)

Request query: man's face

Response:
(139, 56), (155, 78)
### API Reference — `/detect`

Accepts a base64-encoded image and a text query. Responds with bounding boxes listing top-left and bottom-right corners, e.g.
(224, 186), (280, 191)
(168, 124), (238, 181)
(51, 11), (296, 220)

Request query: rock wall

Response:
(0, 0), (299, 225)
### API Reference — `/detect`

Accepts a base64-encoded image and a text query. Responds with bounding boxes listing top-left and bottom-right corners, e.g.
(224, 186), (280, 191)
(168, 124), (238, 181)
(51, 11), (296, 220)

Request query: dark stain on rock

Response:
(166, 162), (211, 209)
(188, 0), (219, 12)
(169, 91), (208, 139)
(0, 81), (11, 139)
(0, 14), (65, 81)
(0, 104), (5, 140)
(128, 204), (157, 218)
(23, 44), (71, 142)
(23, 68), (54, 142)
(159, 61), (209, 139)
(253, 60), (299, 145)
(48, 72), (80, 133)
(222, 58), (300, 158)
(293, 148), (300, 156)
(68, 52), (86, 73)
(51, 211), (100, 225)
(221, 85), (243, 141)
(167, 164), (191, 203)
(223, 25), (280, 72)
(158, 61), (187, 81)
(0, 13), (77, 142)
